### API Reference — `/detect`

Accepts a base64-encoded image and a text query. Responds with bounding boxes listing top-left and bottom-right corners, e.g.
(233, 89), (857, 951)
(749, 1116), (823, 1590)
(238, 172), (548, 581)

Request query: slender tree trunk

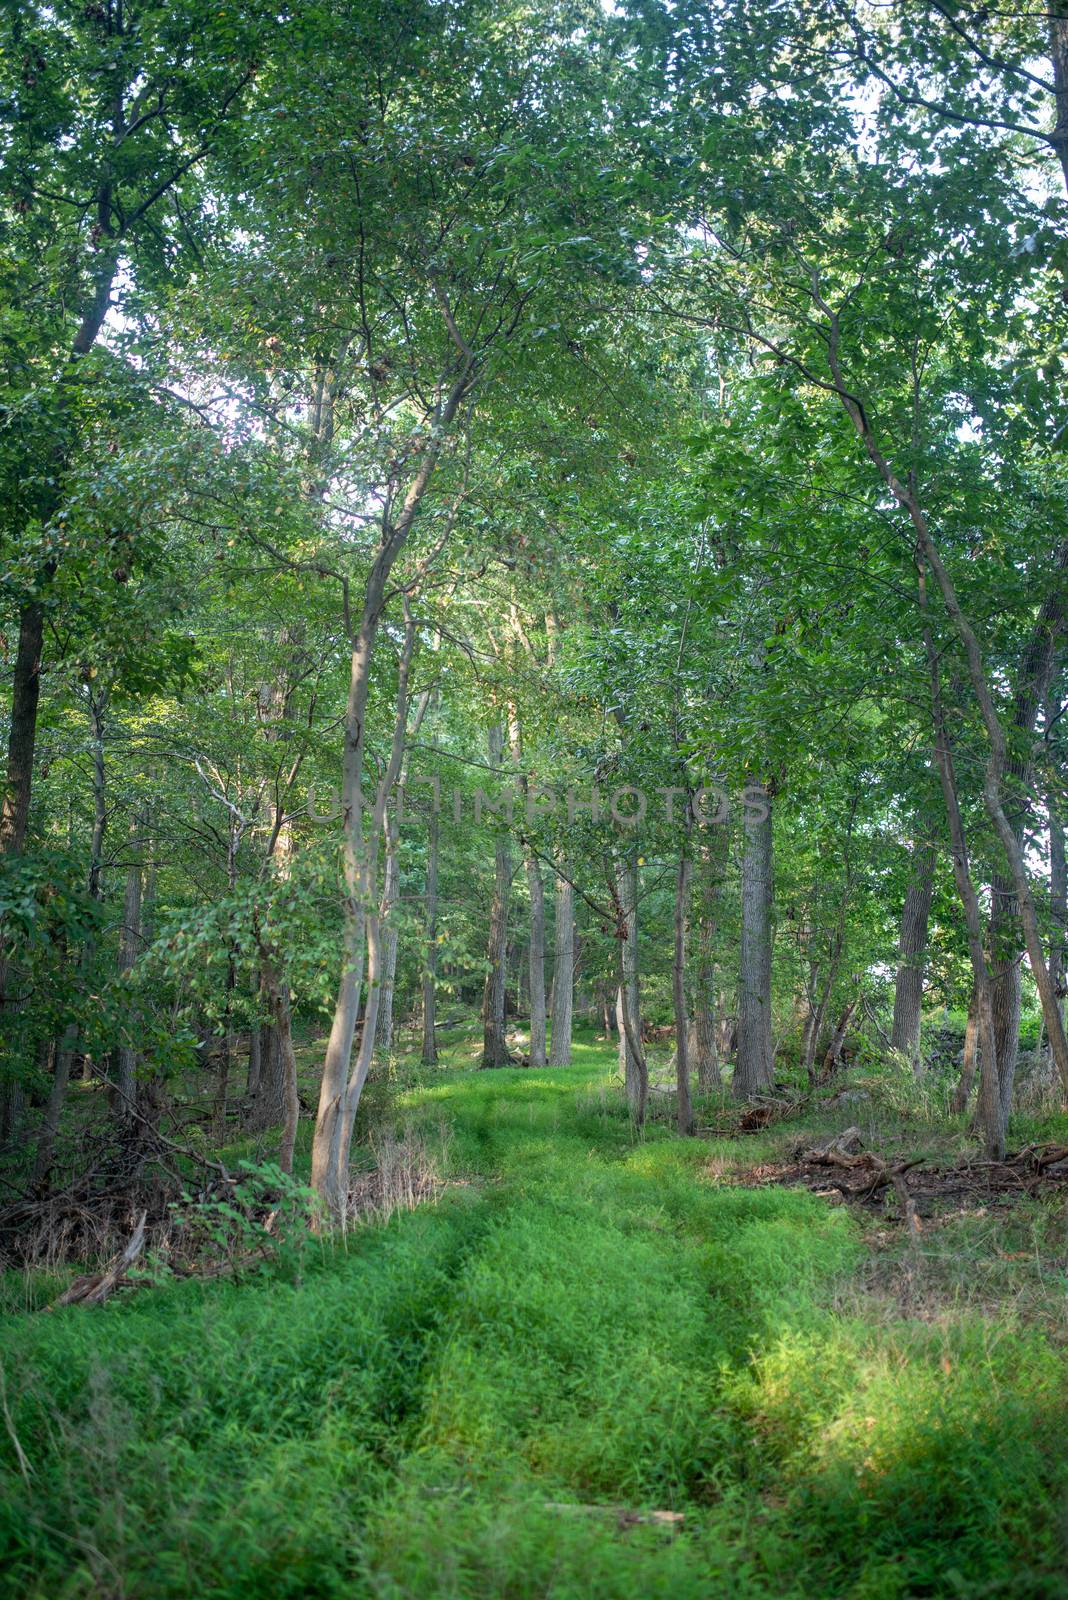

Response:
(249, 1017), (283, 1130)
(673, 851), (694, 1134)
(918, 574), (1005, 1156)
(890, 837), (936, 1076)
(717, 998), (736, 1065)
(616, 854), (642, 1108)
(313, 607), (418, 1211)
(952, 990), (981, 1114)
(606, 856), (648, 1126)
(692, 831), (725, 1089)
(988, 876), (1023, 1123)
(377, 845), (401, 1059)
(0, 602), (44, 856)
(311, 371), (470, 1216)
(548, 866), (574, 1067)
(309, 590), (382, 1206)
(1049, 9), (1068, 196)
(506, 708), (546, 1067)
(984, 635), (1057, 1116)
(481, 727), (512, 1069)
(421, 804), (439, 1065)
(618, 970), (648, 1128)
(525, 859), (547, 1067)
(735, 787), (775, 1098)
(247, 1014), (262, 1098)
(819, 998), (857, 1081)
(801, 957), (822, 1079)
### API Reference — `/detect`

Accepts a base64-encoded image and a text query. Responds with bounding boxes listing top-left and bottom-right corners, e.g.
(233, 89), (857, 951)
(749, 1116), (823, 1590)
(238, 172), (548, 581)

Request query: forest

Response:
(3, 1), (1068, 1595)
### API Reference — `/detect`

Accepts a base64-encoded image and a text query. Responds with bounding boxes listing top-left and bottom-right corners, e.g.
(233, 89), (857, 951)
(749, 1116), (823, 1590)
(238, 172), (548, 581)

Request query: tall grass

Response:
(2, 1040), (1067, 1598)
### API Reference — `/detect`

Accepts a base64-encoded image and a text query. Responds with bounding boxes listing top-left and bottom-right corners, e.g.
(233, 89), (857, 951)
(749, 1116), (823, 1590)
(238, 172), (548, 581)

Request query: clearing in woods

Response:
(2, 1036), (1068, 1600)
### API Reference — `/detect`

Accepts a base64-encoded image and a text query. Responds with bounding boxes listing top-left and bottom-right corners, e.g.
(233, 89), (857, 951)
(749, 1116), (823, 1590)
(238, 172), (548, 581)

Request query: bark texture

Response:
(548, 867), (574, 1067)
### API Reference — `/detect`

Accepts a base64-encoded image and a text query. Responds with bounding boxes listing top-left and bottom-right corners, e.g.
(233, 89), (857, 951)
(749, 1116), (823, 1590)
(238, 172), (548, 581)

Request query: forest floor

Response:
(3, 1031), (1068, 1599)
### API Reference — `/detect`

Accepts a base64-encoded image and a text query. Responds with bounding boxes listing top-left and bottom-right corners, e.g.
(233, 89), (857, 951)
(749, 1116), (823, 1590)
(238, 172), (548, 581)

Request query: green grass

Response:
(3, 1033), (1068, 1598)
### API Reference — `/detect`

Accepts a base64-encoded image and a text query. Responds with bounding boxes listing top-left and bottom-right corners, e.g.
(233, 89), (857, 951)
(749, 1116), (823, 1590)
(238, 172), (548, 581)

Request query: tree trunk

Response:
(825, 340), (1068, 1110)
(606, 855), (648, 1125)
(249, 1019), (284, 1130)
(692, 831), (725, 1090)
(734, 787), (775, 1098)
(311, 373), (470, 1216)
(819, 998), (857, 1081)
(548, 866), (574, 1066)
(952, 990), (981, 1114)
(918, 578), (1005, 1156)
(506, 707), (546, 1068)
(800, 960), (822, 1079)
(0, 602), (43, 855)
(1049, 8), (1068, 195)
(313, 604), (420, 1213)
(717, 1001), (735, 1066)
(988, 874), (1023, 1123)
(481, 727), (512, 1069)
(616, 960), (648, 1130)
(526, 857), (547, 1067)
(673, 851), (694, 1134)
(890, 837), (936, 1076)
(247, 1016), (262, 1098)
(421, 804), (439, 1065)
(377, 844), (401, 1059)
(616, 854), (642, 1108)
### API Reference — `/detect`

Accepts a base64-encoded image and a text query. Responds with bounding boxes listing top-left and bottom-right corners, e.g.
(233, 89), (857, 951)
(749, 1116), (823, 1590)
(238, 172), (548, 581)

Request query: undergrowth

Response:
(2, 1036), (1067, 1598)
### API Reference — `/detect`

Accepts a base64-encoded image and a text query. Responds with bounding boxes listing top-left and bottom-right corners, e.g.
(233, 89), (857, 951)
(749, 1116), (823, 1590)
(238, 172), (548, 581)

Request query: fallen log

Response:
(794, 1126), (864, 1162)
(48, 1209), (147, 1309)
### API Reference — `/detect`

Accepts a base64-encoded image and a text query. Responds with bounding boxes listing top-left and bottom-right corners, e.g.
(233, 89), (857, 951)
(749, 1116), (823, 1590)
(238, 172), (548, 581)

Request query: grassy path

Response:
(3, 1043), (1068, 1598)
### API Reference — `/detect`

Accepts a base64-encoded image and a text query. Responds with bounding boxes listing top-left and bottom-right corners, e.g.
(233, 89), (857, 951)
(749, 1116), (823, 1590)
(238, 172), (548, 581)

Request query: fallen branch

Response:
(48, 1209), (147, 1309)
